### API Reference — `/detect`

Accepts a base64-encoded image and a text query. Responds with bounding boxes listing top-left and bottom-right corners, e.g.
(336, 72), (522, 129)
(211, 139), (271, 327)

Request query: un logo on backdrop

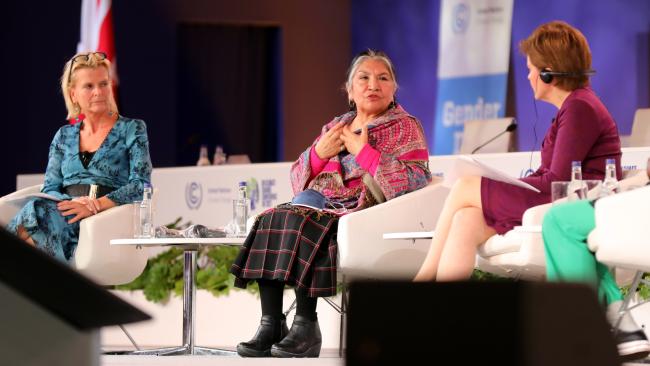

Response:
(452, 3), (470, 34)
(185, 181), (203, 210)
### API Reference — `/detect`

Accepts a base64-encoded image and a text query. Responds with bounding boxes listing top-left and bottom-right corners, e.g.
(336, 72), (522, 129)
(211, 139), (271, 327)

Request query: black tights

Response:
(258, 279), (317, 320)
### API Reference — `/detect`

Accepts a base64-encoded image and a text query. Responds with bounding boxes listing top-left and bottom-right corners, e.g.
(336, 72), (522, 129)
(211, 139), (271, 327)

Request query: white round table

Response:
(110, 237), (246, 356)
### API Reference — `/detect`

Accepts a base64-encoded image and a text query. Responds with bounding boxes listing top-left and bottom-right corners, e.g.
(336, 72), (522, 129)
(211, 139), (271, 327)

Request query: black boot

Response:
(237, 315), (289, 357)
(271, 314), (322, 358)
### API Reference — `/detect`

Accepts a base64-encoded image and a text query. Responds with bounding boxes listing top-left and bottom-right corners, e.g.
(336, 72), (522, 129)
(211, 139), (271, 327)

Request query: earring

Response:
(348, 100), (356, 111)
(388, 100), (396, 109)
(73, 103), (80, 113)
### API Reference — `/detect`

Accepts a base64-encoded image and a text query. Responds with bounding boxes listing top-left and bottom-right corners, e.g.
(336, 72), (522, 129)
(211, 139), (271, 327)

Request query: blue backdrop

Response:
(352, 0), (650, 153)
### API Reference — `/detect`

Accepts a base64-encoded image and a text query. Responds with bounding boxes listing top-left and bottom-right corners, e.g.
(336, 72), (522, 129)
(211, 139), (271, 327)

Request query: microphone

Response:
(471, 119), (517, 154)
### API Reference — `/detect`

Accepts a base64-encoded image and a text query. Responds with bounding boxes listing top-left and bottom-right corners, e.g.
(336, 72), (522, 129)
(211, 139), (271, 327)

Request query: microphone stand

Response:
(470, 121), (517, 154)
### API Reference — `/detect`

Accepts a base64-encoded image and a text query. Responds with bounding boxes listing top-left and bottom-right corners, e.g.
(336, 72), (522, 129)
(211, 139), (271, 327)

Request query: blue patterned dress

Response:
(7, 116), (152, 262)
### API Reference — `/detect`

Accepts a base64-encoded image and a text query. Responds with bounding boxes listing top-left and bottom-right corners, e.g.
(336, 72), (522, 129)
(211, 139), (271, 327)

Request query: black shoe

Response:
(237, 315), (289, 357)
(616, 329), (650, 362)
(271, 314), (322, 358)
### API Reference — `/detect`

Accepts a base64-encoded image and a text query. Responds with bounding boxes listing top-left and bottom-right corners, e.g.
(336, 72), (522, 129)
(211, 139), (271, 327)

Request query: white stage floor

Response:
(100, 351), (650, 366)
(102, 349), (343, 366)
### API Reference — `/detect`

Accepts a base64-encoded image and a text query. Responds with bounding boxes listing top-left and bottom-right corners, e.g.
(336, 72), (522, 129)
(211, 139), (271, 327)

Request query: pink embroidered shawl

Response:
(290, 105), (431, 214)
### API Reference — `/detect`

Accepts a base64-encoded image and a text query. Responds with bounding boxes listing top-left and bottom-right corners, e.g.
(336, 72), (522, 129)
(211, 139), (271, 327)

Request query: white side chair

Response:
(459, 118), (516, 155)
(476, 169), (649, 280)
(621, 109), (650, 148)
(0, 185), (148, 286)
(74, 203), (148, 285)
(474, 203), (549, 280)
(331, 178), (445, 355)
(588, 184), (650, 272)
(588, 184), (650, 328)
(340, 169), (649, 283)
(337, 178), (446, 280)
(0, 184), (43, 225)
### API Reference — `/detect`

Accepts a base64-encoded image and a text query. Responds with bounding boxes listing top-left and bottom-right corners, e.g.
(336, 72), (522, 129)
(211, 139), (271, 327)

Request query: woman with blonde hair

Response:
(7, 52), (152, 262)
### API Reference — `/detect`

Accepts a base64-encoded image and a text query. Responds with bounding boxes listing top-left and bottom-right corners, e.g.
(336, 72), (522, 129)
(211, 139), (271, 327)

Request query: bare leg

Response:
(436, 207), (496, 281)
(16, 225), (35, 247)
(413, 176), (483, 281)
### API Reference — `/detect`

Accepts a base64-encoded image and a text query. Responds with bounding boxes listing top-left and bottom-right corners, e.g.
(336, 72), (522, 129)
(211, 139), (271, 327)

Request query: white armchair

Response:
(587, 184), (650, 328)
(476, 169), (649, 280)
(338, 169), (650, 283)
(0, 184), (43, 225)
(474, 203), (549, 280)
(74, 203), (148, 285)
(336, 176), (547, 282)
(0, 185), (148, 286)
(337, 178), (447, 280)
(588, 184), (650, 271)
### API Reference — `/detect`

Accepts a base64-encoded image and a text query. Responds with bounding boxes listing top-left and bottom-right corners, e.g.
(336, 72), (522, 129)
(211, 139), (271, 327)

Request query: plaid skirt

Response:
(230, 203), (339, 297)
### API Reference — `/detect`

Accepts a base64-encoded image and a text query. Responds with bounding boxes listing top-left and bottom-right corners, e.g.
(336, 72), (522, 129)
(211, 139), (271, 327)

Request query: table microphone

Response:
(471, 119), (517, 154)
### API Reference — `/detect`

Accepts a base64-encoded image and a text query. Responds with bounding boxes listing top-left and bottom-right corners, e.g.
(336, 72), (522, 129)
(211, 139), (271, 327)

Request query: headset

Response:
(539, 68), (596, 84)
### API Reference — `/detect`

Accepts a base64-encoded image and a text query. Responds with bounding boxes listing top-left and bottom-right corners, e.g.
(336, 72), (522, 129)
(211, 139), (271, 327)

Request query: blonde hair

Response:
(60, 52), (118, 119)
(345, 49), (399, 97)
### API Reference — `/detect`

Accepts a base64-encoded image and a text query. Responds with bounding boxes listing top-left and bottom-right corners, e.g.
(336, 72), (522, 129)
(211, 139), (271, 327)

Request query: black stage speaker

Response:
(0, 227), (150, 329)
(346, 281), (620, 366)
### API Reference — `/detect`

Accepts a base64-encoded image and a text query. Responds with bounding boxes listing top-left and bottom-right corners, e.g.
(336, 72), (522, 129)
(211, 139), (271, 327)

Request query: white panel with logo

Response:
(15, 147), (650, 229)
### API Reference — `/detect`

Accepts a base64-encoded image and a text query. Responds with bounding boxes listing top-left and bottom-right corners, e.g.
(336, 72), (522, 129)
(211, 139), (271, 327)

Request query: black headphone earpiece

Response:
(539, 68), (596, 84)
(539, 68), (554, 84)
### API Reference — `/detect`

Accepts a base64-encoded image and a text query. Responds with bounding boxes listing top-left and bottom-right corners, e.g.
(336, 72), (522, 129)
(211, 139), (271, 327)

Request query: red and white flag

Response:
(77, 0), (118, 88)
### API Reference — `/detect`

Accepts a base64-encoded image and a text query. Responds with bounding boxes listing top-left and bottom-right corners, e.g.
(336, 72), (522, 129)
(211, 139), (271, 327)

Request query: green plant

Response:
(470, 269), (514, 282)
(620, 273), (650, 300)
(116, 218), (650, 304)
(114, 217), (258, 303)
(472, 269), (650, 302)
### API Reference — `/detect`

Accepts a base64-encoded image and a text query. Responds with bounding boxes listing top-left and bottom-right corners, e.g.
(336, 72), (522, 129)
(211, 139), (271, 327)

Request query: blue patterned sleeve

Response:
(41, 128), (68, 199)
(106, 119), (153, 205)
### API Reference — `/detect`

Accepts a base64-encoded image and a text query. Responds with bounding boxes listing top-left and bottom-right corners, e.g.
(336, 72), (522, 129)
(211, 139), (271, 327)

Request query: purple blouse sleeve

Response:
(522, 98), (604, 191)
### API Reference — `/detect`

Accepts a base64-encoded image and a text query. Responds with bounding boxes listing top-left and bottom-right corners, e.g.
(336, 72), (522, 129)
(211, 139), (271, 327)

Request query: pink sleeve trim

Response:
(309, 146), (328, 180)
(355, 144), (381, 176)
(322, 161), (342, 173)
(398, 149), (429, 161)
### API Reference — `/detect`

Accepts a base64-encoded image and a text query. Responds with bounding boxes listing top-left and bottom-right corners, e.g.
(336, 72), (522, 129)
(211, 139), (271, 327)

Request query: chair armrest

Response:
(337, 180), (449, 280)
(74, 203), (149, 285)
(590, 185), (650, 272)
(476, 202), (549, 280)
(0, 185), (43, 225)
(521, 202), (552, 227)
(620, 169), (649, 191)
(523, 169), (647, 229)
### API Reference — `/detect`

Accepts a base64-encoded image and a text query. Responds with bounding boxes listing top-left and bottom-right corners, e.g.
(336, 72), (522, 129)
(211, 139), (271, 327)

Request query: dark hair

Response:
(519, 21), (592, 91)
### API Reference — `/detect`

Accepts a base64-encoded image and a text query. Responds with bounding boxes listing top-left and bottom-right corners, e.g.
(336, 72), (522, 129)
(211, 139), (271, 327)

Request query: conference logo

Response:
(452, 2), (470, 34)
(185, 181), (203, 210)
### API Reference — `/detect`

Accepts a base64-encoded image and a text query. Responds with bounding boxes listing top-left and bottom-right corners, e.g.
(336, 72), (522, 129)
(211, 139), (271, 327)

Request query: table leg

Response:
(105, 245), (236, 356)
(182, 250), (197, 354)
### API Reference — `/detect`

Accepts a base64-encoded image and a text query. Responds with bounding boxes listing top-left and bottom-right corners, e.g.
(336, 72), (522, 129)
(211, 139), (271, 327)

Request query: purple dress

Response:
(481, 87), (622, 234)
